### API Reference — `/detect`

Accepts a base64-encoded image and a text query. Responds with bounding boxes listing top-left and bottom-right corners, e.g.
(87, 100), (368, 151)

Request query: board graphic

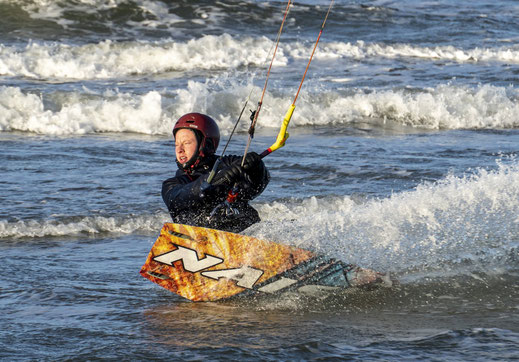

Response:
(140, 223), (389, 302)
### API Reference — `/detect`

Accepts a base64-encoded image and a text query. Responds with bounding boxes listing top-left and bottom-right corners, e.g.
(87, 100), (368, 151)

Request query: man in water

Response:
(162, 113), (270, 233)
(161, 113), (393, 288)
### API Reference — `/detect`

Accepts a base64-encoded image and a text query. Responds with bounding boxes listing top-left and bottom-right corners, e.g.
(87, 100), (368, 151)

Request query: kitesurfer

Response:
(162, 113), (270, 233)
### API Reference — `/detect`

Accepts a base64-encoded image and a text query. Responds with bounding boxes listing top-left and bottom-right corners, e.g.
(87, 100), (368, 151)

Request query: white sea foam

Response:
(16, 0), (206, 29)
(2, 36), (519, 80)
(322, 84), (519, 129)
(0, 36), (284, 80)
(319, 40), (519, 64)
(0, 86), (169, 134)
(1, 82), (518, 135)
(252, 158), (519, 274)
(0, 212), (167, 239)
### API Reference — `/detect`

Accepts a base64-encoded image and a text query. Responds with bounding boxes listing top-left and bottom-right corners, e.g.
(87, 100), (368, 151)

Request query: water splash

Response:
(252, 158), (519, 275)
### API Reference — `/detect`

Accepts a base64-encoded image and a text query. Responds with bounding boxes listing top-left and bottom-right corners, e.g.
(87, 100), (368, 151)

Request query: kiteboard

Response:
(140, 223), (392, 302)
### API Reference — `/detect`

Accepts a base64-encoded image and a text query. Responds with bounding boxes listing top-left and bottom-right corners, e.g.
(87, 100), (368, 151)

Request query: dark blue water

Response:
(1, 0), (518, 360)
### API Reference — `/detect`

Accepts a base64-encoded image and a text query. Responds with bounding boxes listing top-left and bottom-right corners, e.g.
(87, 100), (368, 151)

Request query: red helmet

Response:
(173, 113), (220, 155)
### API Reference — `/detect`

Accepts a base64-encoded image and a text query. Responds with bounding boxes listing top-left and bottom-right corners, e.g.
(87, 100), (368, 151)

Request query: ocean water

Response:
(1, 0), (519, 360)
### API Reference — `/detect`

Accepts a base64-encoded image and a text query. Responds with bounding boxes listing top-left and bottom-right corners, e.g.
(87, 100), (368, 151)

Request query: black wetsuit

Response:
(162, 154), (269, 233)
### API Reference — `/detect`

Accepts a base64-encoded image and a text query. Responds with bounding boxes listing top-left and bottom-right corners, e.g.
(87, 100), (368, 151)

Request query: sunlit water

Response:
(1, 0), (518, 360)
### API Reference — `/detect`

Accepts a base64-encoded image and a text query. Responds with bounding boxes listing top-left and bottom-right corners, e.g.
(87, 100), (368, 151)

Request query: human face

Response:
(175, 129), (198, 166)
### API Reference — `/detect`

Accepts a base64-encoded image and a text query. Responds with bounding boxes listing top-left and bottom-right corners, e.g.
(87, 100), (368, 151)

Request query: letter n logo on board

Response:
(153, 244), (223, 272)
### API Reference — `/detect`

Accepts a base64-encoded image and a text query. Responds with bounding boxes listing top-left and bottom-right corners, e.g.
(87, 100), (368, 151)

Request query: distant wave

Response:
(320, 40), (519, 64)
(323, 84), (519, 129)
(1, 82), (518, 135)
(0, 36), (282, 79)
(0, 86), (169, 135)
(9, 0), (283, 33)
(0, 212), (166, 239)
(1, 36), (519, 80)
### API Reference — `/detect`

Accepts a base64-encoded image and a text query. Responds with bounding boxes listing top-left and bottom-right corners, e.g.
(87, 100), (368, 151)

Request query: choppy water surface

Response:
(1, 0), (518, 360)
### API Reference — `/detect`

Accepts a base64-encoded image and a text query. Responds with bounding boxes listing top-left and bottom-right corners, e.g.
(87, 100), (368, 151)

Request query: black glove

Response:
(241, 152), (261, 171)
(211, 164), (244, 187)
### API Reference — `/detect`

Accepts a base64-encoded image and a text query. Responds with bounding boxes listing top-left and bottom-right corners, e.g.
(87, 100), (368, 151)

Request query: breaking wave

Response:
(1, 82), (518, 135)
(2, 36), (519, 80)
(0, 212), (166, 239)
(320, 40), (519, 64)
(0, 36), (282, 79)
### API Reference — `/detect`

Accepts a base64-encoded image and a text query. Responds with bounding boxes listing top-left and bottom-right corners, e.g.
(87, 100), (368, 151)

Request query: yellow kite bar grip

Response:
(260, 104), (295, 158)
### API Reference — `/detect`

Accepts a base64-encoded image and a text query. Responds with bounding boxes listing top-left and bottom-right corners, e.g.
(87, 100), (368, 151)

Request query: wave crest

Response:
(0, 213), (166, 239)
(1, 82), (518, 135)
(2, 36), (519, 80)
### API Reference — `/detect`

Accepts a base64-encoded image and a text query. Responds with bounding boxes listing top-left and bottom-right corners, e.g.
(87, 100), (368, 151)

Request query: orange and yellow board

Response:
(140, 223), (317, 302)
